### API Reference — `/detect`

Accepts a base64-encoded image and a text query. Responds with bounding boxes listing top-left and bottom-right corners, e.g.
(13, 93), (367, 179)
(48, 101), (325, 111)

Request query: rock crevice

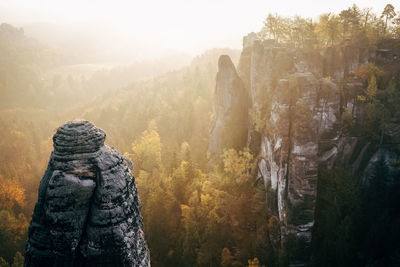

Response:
(25, 120), (150, 267)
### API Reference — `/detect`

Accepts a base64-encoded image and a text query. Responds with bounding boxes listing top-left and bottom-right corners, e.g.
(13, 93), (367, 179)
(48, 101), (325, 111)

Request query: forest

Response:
(1, 3), (400, 267)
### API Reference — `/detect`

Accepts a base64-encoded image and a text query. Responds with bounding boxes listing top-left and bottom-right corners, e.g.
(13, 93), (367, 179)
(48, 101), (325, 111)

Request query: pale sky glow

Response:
(0, 0), (390, 60)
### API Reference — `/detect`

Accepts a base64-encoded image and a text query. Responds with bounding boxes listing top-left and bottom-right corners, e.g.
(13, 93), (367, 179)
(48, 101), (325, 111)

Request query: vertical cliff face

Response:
(209, 32), (400, 262)
(234, 34), (343, 244)
(25, 120), (150, 267)
(257, 69), (340, 244)
(209, 55), (249, 158)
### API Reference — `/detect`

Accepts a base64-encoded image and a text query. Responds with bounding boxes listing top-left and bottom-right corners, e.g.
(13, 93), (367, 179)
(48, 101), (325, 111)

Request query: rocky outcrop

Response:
(209, 55), (249, 158)
(259, 73), (340, 244)
(25, 120), (150, 267)
(234, 34), (344, 246)
(209, 32), (400, 263)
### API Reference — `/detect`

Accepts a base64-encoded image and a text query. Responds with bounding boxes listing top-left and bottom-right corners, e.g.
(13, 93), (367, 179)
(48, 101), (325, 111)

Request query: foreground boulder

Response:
(25, 120), (150, 267)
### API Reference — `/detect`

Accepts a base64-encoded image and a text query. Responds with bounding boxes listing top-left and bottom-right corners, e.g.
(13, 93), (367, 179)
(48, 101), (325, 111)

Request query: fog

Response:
(1, 1), (400, 265)
(0, 0), (386, 64)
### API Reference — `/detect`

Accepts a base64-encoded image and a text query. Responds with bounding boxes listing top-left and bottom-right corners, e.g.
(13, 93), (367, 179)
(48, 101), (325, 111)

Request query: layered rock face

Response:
(259, 73), (340, 243)
(209, 33), (400, 262)
(237, 34), (366, 246)
(211, 35), (342, 244)
(209, 55), (249, 158)
(25, 120), (150, 267)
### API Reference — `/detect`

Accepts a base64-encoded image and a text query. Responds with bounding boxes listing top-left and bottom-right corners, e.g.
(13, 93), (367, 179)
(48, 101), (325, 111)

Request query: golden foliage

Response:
(131, 123), (162, 172)
(11, 252), (24, 267)
(0, 257), (9, 267)
(221, 248), (233, 267)
(354, 63), (383, 82)
(222, 149), (253, 178)
(0, 210), (28, 244)
(248, 257), (260, 267)
(0, 175), (26, 210)
(366, 75), (378, 101)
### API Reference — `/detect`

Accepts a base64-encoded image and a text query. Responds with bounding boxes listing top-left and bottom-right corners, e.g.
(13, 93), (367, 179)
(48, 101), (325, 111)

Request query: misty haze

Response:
(0, 1), (399, 267)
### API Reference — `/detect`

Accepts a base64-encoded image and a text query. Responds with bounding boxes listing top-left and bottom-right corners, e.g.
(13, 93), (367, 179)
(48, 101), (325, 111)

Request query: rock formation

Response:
(211, 35), (344, 246)
(25, 120), (150, 267)
(209, 55), (249, 159)
(209, 33), (400, 262)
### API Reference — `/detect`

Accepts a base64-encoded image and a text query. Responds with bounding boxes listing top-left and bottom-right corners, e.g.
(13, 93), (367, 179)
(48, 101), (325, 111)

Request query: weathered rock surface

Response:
(235, 34), (344, 246)
(209, 55), (249, 158)
(260, 72), (340, 243)
(209, 32), (400, 263)
(25, 120), (150, 267)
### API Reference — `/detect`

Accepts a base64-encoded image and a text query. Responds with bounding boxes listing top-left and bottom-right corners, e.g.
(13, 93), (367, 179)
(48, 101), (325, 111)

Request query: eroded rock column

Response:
(209, 55), (249, 159)
(25, 120), (150, 267)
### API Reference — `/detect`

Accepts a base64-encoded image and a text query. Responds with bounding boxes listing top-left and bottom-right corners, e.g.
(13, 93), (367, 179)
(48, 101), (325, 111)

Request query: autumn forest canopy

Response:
(1, 2), (400, 267)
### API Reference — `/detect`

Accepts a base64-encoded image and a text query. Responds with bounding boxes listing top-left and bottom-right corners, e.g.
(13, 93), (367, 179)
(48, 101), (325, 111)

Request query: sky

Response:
(0, 0), (390, 60)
